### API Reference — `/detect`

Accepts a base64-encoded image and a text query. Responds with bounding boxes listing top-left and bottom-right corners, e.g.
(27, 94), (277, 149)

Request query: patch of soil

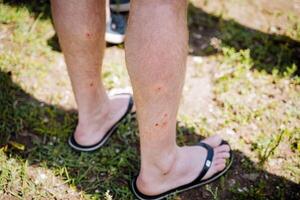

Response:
(179, 57), (216, 118)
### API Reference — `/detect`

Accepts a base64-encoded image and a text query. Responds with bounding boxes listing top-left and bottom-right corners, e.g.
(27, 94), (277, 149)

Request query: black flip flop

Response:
(130, 140), (233, 200)
(68, 93), (134, 152)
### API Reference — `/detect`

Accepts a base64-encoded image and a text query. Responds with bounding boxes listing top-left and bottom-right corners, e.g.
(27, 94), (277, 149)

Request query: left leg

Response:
(51, 0), (131, 147)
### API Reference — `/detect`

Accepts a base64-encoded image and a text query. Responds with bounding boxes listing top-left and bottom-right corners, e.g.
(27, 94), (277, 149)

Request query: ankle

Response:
(140, 146), (179, 179)
(77, 97), (111, 124)
(137, 147), (180, 194)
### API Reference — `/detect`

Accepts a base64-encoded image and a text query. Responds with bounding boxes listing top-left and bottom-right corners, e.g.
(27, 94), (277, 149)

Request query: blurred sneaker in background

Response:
(110, 0), (130, 12)
(105, 12), (127, 44)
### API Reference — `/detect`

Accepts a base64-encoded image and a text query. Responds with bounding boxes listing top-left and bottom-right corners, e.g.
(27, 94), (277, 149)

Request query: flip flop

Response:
(130, 140), (233, 200)
(68, 93), (134, 152)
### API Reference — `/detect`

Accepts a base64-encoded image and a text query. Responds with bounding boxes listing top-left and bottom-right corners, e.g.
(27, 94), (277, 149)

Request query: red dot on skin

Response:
(164, 113), (168, 117)
(156, 86), (162, 91)
(162, 121), (168, 127)
(86, 33), (91, 37)
(89, 82), (94, 87)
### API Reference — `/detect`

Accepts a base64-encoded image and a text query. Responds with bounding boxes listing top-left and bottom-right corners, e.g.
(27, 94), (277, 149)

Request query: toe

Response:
(215, 163), (226, 172)
(201, 135), (222, 148)
(202, 158), (226, 180)
(214, 157), (226, 165)
(216, 152), (230, 159)
(199, 137), (231, 181)
(215, 144), (230, 153)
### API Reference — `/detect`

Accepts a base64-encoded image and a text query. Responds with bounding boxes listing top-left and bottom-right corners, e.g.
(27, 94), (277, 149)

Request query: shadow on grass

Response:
(1, 1), (300, 199)
(1, 71), (300, 199)
(5, 0), (300, 76)
(187, 3), (300, 76)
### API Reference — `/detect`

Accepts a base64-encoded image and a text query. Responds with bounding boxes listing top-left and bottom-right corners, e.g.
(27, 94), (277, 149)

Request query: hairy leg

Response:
(51, 0), (130, 145)
(125, 0), (230, 195)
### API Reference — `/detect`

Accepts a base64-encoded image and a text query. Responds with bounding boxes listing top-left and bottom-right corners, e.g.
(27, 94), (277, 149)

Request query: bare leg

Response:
(51, 0), (131, 146)
(126, 0), (230, 195)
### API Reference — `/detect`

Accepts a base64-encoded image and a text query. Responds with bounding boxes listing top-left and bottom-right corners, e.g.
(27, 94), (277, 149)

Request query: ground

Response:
(0, 0), (300, 199)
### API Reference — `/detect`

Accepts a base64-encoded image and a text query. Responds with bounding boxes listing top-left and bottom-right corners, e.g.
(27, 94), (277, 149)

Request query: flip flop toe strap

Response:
(131, 142), (227, 200)
(195, 142), (214, 181)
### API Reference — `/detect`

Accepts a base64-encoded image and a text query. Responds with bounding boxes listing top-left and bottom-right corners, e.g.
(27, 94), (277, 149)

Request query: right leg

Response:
(51, 0), (131, 145)
(125, 0), (230, 195)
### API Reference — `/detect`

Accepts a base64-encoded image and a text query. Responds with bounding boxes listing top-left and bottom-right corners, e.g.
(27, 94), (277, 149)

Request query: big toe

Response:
(201, 135), (222, 148)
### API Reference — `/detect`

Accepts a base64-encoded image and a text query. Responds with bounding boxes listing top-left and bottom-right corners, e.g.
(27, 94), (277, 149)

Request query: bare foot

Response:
(136, 135), (230, 195)
(74, 94), (132, 146)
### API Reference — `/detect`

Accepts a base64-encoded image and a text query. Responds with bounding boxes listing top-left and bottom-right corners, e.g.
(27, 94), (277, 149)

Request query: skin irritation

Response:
(162, 121), (168, 127)
(154, 83), (165, 93)
(155, 113), (168, 128)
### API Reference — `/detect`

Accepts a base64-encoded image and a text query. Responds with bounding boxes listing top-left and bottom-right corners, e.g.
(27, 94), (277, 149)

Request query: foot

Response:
(105, 12), (127, 44)
(137, 135), (230, 196)
(110, 0), (130, 12)
(74, 94), (132, 146)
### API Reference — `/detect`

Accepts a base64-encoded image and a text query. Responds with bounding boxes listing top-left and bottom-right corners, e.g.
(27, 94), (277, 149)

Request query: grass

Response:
(0, 1), (300, 199)
(212, 46), (300, 178)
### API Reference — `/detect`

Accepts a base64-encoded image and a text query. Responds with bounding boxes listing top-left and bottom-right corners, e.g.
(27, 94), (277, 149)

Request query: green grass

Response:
(212, 46), (300, 179)
(0, 1), (300, 199)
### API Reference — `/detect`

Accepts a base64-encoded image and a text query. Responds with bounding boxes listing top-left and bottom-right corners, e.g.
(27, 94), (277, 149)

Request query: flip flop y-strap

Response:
(194, 142), (214, 182)
(130, 140), (232, 200)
